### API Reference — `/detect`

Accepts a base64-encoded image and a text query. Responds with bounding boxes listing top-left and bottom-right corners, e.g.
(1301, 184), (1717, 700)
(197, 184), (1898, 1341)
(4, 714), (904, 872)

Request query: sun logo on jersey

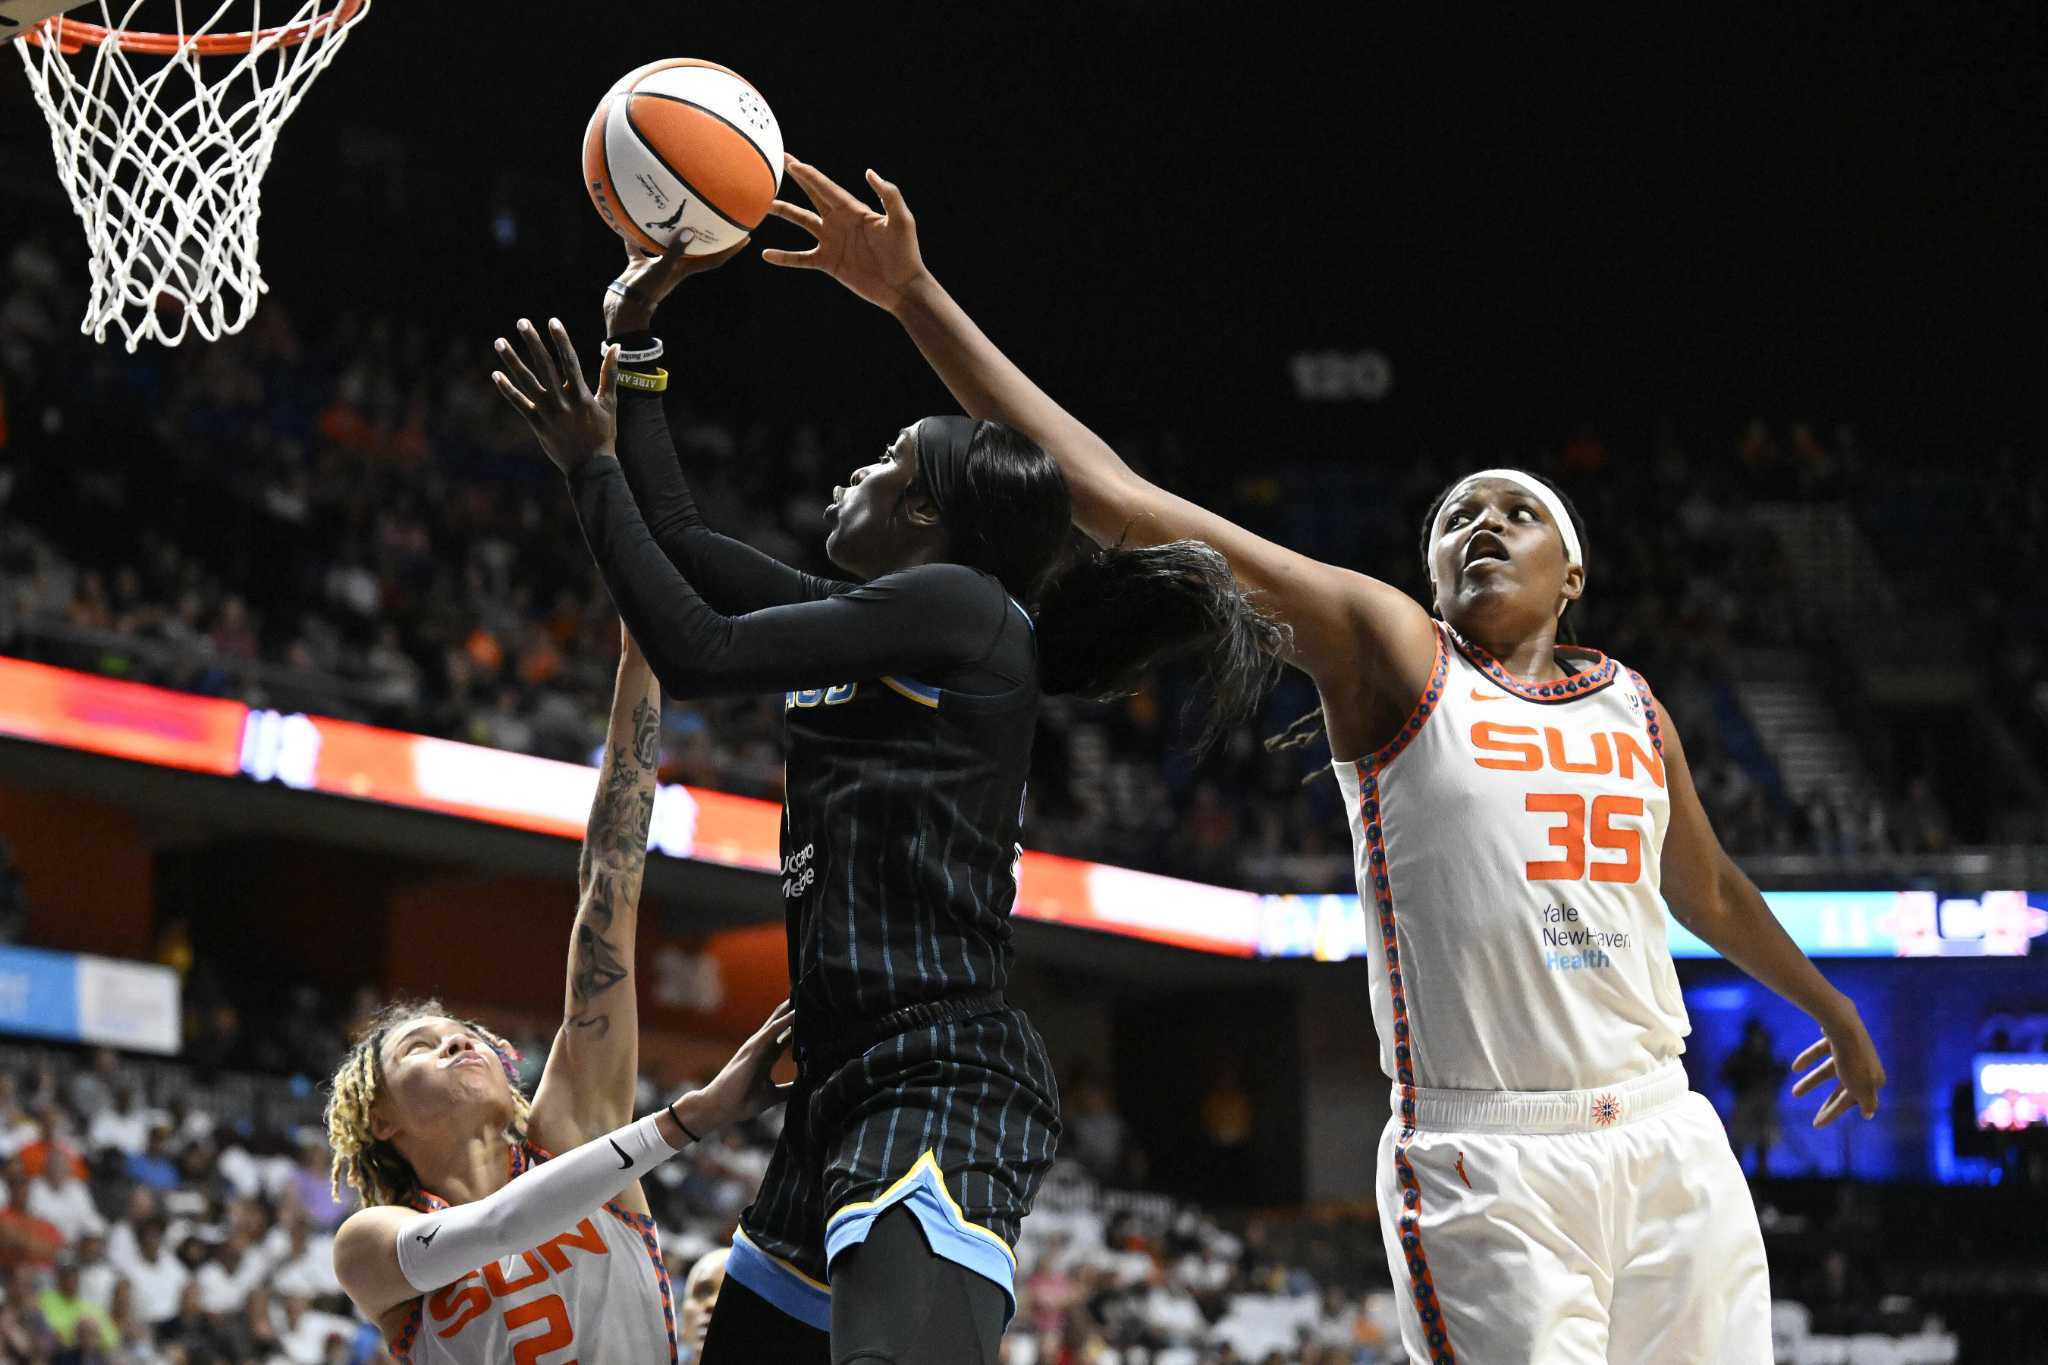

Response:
(1591, 1094), (1621, 1126)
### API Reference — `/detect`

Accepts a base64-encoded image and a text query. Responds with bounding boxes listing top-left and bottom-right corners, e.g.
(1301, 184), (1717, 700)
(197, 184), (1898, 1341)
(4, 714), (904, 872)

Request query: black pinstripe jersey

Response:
(577, 390), (1045, 1034)
(779, 606), (1037, 1028)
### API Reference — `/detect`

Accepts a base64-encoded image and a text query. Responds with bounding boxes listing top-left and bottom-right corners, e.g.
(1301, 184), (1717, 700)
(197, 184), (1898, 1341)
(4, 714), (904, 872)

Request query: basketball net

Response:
(13, 0), (369, 350)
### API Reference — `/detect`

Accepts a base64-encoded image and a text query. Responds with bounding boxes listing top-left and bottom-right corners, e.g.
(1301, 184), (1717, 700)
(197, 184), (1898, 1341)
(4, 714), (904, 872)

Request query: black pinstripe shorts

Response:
(727, 995), (1062, 1324)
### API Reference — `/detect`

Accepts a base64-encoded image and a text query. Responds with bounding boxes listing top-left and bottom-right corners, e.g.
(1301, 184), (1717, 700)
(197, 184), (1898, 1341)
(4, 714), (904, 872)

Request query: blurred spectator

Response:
(88, 1082), (158, 1158)
(276, 1290), (356, 1363)
(268, 1216), (342, 1300)
(1065, 1074), (1132, 1185)
(73, 1232), (116, 1313)
(16, 1112), (88, 1182)
(158, 1279), (236, 1359)
(37, 1253), (120, 1355)
(66, 1046), (122, 1122)
(285, 1136), (352, 1231)
(196, 1233), (268, 1315)
(24, 1146), (106, 1244)
(0, 1159), (63, 1271)
(125, 1123), (181, 1192)
(0, 1076), (35, 1158)
(677, 1246), (728, 1365)
(108, 1217), (187, 1328)
(1722, 1019), (1788, 1176)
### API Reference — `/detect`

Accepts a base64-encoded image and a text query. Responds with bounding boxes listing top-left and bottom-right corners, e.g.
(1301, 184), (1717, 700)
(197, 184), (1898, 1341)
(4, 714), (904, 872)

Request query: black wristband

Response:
(667, 1099), (701, 1144)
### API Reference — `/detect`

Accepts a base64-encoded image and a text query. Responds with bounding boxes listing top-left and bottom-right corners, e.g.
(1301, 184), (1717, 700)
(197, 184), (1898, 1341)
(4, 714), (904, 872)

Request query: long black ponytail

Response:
(913, 417), (1287, 752)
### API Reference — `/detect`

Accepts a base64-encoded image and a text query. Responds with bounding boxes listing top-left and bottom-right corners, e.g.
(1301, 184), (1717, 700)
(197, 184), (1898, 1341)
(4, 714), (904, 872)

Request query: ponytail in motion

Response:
(912, 417), (1287, 751)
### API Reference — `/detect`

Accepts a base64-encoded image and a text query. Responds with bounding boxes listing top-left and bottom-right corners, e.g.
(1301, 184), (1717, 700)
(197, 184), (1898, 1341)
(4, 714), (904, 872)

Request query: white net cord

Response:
(13, 0), (369, 350)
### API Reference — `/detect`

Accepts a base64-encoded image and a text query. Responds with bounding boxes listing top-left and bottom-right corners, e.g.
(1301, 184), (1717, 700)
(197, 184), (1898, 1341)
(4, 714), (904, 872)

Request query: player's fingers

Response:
(547, 319), (588, 396)
(784, 155), (862, 211)
(766, 199), (823, 235)
(1791, 1036), (1832, 1071)
(493, 337), (545, 400)
(597, 342), (619, 403)
(1789, 1056), (1837, 1098)
(760, 247), (820, 270)
(776, 157), (821, 210)
(1812, 1088), (1852, 1128)
(490, 371), (537, 414)
(515, 319), (562, 394)
(866, 168), (911, 221)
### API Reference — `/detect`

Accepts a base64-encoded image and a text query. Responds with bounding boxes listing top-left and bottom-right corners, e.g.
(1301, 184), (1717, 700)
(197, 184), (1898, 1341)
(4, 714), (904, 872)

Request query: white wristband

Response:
(615, 337), (663, 365)
(394, 1112), (680, 1292)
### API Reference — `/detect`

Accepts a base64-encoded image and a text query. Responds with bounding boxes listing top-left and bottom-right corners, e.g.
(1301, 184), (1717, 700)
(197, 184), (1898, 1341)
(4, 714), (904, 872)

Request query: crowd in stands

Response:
(0, 228), (2005, 890)
(0, 1019), (1984, 1364)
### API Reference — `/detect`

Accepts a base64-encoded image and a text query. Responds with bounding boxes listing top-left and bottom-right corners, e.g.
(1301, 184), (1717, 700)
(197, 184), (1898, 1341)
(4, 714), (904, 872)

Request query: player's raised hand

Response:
(763, 155), (930, 314)
(1788, 1003), (1887, 1127)
(493, 318), (620, 476)
(603, 227), (752, 335)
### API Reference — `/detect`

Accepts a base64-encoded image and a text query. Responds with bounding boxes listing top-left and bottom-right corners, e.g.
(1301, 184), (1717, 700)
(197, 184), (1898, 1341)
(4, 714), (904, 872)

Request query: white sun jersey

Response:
(391, 1142), (677, 1365)
(1332, 623), (1690, 1095)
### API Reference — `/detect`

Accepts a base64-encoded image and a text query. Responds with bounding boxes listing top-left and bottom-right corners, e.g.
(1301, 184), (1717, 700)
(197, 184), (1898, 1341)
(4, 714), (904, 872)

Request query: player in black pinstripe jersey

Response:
(490, 236), (1285, 1364)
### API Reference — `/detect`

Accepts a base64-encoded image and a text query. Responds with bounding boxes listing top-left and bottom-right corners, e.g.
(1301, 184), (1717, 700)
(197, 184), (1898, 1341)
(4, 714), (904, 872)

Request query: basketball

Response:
(583, 58), (784, 257)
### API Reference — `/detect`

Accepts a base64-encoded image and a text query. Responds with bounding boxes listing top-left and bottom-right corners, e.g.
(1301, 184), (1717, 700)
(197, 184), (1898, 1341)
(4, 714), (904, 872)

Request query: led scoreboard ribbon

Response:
(4, 657), (2041, 960)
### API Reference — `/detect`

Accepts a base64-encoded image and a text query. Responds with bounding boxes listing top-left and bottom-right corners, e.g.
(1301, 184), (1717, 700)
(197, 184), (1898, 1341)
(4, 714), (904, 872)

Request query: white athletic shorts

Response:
(1374, 1061), (1771, 1364)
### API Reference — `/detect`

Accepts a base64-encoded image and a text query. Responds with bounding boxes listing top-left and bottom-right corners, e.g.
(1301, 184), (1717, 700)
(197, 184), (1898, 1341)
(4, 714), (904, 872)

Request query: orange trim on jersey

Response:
(1626, 668), (1664, 756)
(1357, 626), (1452, 771)
(1446, 626), (1617, 704)
(1357, 629), (1459, 1362)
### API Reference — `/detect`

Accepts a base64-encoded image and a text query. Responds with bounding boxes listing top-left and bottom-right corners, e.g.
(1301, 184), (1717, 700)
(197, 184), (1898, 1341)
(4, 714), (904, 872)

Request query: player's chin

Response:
(1453, 571), (1519, 606)
(822, 522), (863, 577)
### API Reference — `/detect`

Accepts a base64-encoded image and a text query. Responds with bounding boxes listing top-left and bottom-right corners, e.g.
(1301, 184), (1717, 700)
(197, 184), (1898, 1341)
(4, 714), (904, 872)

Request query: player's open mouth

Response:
(1463, 534), (1509, 568)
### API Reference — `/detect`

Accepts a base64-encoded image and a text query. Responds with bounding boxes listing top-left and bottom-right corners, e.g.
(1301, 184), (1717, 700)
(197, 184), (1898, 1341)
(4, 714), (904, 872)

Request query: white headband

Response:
(1439, 468), (1583, 570)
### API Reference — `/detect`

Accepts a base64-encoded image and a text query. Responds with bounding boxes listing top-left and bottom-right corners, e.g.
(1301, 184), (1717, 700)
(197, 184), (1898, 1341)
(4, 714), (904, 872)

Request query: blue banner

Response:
(0, 945), (180, 1054)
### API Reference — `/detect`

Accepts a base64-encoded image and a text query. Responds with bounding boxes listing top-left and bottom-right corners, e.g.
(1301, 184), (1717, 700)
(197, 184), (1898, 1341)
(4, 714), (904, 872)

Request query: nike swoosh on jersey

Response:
(1470, 689), (1506, 702)
(609, 1138), (633, 1170)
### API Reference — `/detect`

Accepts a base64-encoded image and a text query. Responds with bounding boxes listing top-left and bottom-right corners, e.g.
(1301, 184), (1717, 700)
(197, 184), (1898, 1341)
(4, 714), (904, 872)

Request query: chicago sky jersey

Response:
(392, 1143), (676, 1365)
(779, 593), (1039, 1029)
(1333, 623), (1689, 1093)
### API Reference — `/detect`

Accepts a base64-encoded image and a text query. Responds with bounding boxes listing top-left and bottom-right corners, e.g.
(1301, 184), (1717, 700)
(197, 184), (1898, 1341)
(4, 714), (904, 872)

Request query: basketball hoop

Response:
(12, 0), (370, 350)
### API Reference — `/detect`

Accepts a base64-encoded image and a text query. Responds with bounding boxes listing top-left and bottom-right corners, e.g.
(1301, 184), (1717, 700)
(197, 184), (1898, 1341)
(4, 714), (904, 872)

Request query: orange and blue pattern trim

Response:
(1448, 626), (1616, 703)
(1362, 629), (1459, 1364)
(1626, 668), (1663, 755)
(510, 1143), (680, 1364)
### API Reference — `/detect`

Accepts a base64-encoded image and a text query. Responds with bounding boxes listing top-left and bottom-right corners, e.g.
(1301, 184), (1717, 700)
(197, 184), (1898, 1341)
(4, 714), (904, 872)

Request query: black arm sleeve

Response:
(568, 458), (1010, 699)
(615, 389), (849, 612)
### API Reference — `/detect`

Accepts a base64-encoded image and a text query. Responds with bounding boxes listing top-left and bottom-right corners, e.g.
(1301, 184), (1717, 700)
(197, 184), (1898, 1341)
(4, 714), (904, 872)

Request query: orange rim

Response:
(26, 0), (364, 55)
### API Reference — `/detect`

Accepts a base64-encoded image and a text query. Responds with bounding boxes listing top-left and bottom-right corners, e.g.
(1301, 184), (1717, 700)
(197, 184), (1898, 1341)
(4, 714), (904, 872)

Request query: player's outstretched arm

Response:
(335, 1001), (794, 1320)
(596, 235), (852, 615)
(496, 318), (1021, 701)
(764, 156), (1437, 736)
(527, 626), (659, 1169)
(1657, 708), (1886, 1127)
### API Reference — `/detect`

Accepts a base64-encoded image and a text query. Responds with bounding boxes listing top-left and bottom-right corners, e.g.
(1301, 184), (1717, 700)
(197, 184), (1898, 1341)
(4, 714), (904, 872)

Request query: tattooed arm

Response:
(526, 629), (660, 1183)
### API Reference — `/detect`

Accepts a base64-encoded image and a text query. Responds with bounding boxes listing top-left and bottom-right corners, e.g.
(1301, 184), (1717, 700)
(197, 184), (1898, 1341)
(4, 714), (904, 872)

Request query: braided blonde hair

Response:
(324, 998), (532, 1208)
